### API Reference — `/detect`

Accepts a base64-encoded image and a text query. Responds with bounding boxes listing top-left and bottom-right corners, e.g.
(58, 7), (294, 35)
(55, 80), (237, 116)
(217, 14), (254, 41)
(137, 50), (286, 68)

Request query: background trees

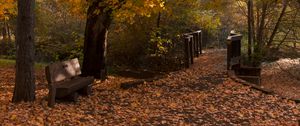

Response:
(237, 0), (300, 63)
(0, 0), (299, 102)
(0, 0), (16, 56)
(1, 0), (298, 67)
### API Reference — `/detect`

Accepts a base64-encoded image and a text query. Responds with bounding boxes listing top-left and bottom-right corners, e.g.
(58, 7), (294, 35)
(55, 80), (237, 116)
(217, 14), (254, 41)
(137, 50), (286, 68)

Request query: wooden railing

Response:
(226, 33), (242, 70)
(183, 30), (202, 68)
(227, 33), (262, 85)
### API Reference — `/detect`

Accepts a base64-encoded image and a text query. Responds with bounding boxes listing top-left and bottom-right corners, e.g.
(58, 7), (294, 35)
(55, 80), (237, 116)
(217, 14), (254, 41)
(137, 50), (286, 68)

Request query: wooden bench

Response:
(45, 58), (94, 107)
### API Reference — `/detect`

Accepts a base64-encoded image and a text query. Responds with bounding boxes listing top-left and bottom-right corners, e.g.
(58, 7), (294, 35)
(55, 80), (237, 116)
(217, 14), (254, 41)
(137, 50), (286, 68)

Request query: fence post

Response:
(184, 36), (191, 68)
(199, 31), (202, 54)
(183, 30), (202, 68)
(189, 35), (194, 64)
(193, 33), (197, 57)
(227, 34), (242, 70)
(193, 32), (199, 57)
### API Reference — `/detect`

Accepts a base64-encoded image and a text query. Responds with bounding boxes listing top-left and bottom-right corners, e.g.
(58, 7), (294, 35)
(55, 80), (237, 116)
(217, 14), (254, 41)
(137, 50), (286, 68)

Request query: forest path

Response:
(0, 50), (299, 125)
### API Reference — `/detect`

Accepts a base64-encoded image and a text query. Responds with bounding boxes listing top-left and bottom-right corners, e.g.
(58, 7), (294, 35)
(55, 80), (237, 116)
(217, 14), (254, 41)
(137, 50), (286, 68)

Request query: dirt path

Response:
(0, 50), (299, 125)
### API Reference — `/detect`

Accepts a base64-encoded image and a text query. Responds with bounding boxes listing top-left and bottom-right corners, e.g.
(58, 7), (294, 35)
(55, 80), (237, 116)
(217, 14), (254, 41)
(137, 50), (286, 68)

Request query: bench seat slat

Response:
(55, 76), (94, 98)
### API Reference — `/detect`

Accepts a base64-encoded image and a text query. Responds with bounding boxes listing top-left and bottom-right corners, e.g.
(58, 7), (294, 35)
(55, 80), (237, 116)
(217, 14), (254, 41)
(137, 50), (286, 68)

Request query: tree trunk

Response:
(13, 0), (36, 102)
(276, 9), (298, 50)
(256, 2), (268, 53)
(157, 12), (161, 28)
(247, 0), (254, 60)
(2, 23), (8, 41)
(82, 1), (112, 80)
(255, 5), (260, 44)
(6, 22), (12, 42)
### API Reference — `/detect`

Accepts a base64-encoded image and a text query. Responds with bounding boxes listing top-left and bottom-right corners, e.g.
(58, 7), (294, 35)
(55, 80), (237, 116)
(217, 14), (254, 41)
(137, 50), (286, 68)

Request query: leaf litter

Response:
(0, 50), (299, 125)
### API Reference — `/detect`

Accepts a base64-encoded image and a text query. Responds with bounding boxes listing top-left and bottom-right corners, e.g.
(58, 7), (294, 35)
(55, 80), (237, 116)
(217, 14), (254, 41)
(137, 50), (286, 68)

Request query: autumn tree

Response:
(0, 0), (16, 41)
(0, 0), (17, 55)
(12, 0), (36, 102)
(81, 1), (112, 79)
(82, 0), (165, 79)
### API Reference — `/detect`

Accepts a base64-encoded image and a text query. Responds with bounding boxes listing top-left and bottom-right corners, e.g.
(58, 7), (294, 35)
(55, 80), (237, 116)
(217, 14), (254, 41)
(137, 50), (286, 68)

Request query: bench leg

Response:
(66, 92), (79, 102)
(78, 84), (92, 96)
(48, 85), (56, 107)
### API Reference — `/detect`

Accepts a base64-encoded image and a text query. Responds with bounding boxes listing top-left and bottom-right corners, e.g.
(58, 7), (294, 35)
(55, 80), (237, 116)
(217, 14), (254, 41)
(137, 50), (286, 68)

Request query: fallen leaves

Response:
(261, 58), (300, 100)
(0, 50), (299, 125)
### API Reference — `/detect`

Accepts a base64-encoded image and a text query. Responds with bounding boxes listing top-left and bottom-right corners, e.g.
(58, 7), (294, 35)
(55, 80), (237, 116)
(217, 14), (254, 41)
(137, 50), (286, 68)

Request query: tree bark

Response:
(255, 4), (260, 44)
(247, 0), (254, 60)
(6, 22), (12, 42)
(82, 1), (112, 80)
(2, 22), (8, 41)
(13, 0), (36, 102)
(157, 12), (161, 28)
(256, 2), (268, 53)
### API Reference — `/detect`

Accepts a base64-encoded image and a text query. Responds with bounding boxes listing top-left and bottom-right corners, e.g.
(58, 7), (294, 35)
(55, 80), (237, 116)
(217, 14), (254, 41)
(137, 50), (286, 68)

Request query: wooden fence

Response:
(183, 30), (202, 68)
(227, 33), (262, 85)
(226, 33), (242, 70)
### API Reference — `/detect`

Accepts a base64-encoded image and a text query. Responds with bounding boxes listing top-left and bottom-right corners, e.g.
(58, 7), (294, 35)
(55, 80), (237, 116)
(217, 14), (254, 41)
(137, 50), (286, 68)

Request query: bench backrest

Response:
(45, 58), (81, 84)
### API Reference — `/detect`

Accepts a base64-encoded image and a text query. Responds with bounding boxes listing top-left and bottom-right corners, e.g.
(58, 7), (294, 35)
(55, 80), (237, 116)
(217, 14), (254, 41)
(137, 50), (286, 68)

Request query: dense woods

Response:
(0, 0), (299, 125)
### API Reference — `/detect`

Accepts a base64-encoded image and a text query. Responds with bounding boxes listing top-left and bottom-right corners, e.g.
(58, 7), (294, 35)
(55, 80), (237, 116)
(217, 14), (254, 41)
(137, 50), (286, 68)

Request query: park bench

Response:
(45, 58), (94, 107)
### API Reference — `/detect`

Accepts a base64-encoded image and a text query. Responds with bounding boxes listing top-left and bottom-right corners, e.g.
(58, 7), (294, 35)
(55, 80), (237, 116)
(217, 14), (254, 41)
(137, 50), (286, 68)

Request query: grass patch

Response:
(0, 59), (47, 69)
(0, 59), (15, 67)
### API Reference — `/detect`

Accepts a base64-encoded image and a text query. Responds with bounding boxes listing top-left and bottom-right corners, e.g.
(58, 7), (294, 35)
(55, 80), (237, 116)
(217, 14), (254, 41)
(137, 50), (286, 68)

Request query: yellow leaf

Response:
(10, 115), (17, 120)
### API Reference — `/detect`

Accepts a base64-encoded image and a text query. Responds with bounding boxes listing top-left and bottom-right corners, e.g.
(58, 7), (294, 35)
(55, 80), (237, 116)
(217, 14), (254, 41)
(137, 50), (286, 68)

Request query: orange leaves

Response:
(55, 0), (87, 19)
(0, 0), (17, 20)
(113, 0), (165, 24)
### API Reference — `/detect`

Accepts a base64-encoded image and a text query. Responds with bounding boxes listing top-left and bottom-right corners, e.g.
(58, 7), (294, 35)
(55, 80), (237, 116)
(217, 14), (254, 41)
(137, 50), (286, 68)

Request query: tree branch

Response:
(267, 0), (288, 47)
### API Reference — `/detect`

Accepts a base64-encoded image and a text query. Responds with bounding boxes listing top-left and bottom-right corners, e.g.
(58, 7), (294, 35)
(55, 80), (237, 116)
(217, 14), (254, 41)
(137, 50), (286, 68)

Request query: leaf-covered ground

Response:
(261, 58), (300, 100)
(0, 50), (299, 125)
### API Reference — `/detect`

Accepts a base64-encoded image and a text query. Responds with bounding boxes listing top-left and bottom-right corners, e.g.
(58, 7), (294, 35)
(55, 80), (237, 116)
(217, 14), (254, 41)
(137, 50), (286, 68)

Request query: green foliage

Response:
(0, 59), (46, 69)
(251, 51), (264, 66)
(107, 16), (151, 66)
(148, 29), (172, 56)
(0, 58), (15, 67)
(106, 0), (227, 71)
(34, 0), (86, 62)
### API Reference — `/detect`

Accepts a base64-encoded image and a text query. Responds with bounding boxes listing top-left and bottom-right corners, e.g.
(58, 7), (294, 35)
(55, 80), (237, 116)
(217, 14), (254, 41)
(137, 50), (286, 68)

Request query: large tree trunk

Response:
(82, 1), (112, 80)
(13, 0), (36, 102)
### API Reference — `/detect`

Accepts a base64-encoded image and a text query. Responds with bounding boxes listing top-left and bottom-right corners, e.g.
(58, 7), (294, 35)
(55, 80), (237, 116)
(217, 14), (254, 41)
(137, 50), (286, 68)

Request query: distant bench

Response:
(45, 58), (94, 107)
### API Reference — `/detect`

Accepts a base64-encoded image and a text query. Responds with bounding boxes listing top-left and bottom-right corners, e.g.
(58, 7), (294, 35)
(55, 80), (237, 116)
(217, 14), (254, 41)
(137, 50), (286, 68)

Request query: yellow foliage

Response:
(0, 0), (17, 20)
(56, 0), (87, 19)
(113, 0), (165, 24)
(39, 0), (165, 24)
